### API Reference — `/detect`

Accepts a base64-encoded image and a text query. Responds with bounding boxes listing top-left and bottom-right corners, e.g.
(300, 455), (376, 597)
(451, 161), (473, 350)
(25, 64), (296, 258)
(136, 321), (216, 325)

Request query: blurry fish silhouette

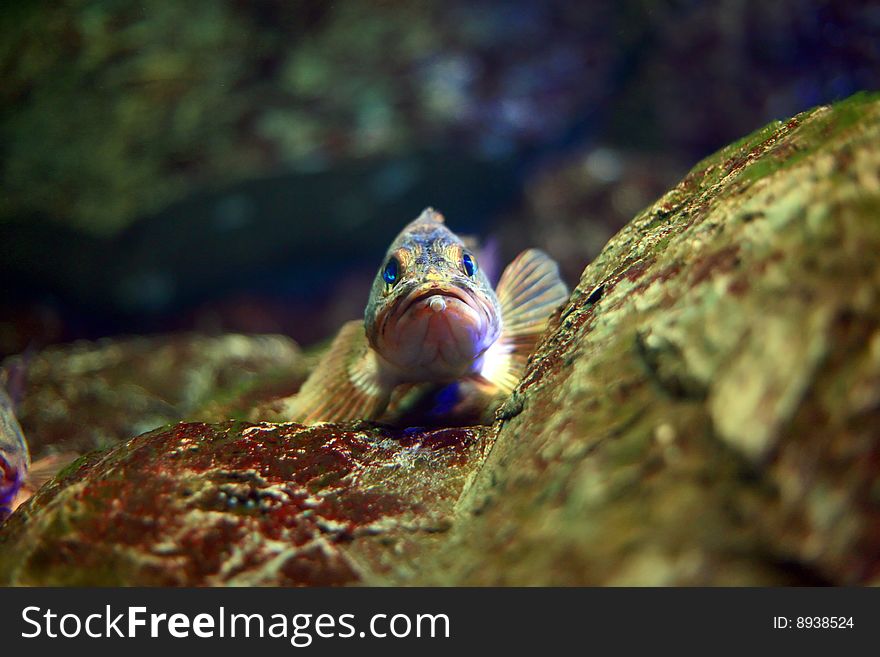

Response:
(0, 373), (29, 520)
(0, 360), (78, 520)
(285, 207), (569, 424)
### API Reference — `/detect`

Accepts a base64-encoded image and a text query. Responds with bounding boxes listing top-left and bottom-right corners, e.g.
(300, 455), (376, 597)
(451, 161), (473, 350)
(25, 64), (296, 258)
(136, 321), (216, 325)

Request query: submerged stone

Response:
(433, 92), (880, 585)
(0, 421), (487, 585)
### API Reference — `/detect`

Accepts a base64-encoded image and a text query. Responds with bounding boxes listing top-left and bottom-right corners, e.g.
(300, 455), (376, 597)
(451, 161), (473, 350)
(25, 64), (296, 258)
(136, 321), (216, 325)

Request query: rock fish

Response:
(0, 384), (29, 519)
(286, 208), (569, 424)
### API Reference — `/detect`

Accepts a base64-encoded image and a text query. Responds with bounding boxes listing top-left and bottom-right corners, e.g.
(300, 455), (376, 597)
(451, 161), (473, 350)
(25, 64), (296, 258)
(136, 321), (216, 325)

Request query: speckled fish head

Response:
(365, 208), (502, 381)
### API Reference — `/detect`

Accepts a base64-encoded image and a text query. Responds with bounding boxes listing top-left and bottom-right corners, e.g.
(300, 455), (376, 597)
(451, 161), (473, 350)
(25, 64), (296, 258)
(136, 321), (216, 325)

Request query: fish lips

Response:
(376, 283), (494, 377)
(399, 284), (474, 316)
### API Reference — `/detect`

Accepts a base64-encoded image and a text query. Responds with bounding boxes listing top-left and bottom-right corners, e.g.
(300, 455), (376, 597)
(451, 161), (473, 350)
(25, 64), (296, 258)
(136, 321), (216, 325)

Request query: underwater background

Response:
(2, 0), (879, 357)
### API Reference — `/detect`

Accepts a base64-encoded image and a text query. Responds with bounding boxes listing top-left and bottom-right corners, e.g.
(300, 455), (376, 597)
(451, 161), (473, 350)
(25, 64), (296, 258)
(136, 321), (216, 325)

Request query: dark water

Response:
(1, 0), (878, 356)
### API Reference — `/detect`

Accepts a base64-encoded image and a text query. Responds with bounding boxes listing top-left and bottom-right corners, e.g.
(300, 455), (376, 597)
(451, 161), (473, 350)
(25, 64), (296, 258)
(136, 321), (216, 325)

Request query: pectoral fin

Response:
(284, 320), (392, 424)
(479, 249), (569, 394)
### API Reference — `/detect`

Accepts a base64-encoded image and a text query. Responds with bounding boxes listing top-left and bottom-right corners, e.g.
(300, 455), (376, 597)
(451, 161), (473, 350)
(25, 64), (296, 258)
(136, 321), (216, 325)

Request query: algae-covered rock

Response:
(433, 92), (880, 585)
(0, 421), (486, 585)
(2, 93), (880, 585)
(3, 333), (307, 462)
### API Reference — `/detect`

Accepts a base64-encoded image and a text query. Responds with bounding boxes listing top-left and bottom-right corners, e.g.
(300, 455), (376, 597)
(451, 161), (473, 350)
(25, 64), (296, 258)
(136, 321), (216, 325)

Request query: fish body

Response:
(286, 208), (569, 424)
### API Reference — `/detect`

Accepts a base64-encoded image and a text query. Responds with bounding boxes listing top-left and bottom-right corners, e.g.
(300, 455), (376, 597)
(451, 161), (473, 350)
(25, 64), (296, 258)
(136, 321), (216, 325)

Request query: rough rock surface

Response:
(3, 333), (307, 462)
(2, 93), (880, 585)
(0, 421), (486, 585)
(435, 92), (880, 586)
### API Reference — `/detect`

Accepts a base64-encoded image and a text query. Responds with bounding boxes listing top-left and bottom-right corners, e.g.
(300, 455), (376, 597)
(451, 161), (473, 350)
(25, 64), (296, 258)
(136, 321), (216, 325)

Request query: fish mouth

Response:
(370, 278), (502, 379)
(374, 282), (488, 352)
(377, 283), (493, 378)
(399, 285), (474, 315)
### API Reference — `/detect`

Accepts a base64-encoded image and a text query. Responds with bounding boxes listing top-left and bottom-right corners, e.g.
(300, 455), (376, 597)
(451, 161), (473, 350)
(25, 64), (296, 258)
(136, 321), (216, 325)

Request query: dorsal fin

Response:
(419, 207), (444, 224)
(478, 249), (569, 394)
(283, 320), (393, 424)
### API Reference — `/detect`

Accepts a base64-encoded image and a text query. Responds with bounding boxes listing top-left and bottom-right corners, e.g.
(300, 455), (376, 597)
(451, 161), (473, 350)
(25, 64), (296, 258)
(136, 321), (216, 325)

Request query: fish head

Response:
(365, 208), (502, 381)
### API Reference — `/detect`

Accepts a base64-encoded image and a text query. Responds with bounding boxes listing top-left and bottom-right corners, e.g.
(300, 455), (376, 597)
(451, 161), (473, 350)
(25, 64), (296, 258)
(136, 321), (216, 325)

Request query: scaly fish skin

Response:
(286, 207), (569, 424)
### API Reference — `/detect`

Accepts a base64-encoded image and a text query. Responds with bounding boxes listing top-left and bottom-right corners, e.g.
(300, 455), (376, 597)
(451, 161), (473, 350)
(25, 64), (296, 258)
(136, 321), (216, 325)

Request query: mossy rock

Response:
(433, 92), (880, 585)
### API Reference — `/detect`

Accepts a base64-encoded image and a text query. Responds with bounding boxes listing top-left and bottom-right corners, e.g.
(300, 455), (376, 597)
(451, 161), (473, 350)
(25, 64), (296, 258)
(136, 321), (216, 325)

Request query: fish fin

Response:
(476, 341), (523, 396)
(496, 249), (569, 339)
(458, 234), (479, 252)
(284, 320), (392, 424)
(418, 207), (445, 224)
(4, 450), (81, 514)
(480, 249), (569, 394)
(25, 452), (79, 491)
(380, 383), (423, 419)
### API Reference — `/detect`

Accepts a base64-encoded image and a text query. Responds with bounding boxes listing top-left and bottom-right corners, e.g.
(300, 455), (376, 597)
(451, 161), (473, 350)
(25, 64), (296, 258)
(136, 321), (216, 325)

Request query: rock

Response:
(0, 421), (487, 585)
(432, 92), (880, 585)
(2, 92), (880, 585)
(3, 333), (307, 462)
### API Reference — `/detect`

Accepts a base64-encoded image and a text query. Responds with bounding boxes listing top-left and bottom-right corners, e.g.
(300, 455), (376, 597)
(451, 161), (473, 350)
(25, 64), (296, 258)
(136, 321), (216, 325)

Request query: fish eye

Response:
(382, 257), (399, 285)
(462, 252), (477, 277)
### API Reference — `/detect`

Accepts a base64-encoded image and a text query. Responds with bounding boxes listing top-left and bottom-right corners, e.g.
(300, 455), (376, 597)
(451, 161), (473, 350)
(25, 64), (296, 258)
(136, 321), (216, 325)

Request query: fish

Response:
(0, 361), (80, 520)
(284, 207), (569, 424)
(0, 381), (30, 520)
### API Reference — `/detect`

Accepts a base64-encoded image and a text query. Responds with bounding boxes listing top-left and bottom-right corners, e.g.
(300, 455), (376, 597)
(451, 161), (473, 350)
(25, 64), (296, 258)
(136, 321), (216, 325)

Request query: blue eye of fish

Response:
(382, 258), (399, 285)
(462, 253), (477, 277)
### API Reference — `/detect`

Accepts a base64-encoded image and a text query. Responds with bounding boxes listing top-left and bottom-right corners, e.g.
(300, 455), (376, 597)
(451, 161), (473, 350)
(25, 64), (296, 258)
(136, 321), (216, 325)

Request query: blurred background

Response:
(1, 0), (878, 358)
